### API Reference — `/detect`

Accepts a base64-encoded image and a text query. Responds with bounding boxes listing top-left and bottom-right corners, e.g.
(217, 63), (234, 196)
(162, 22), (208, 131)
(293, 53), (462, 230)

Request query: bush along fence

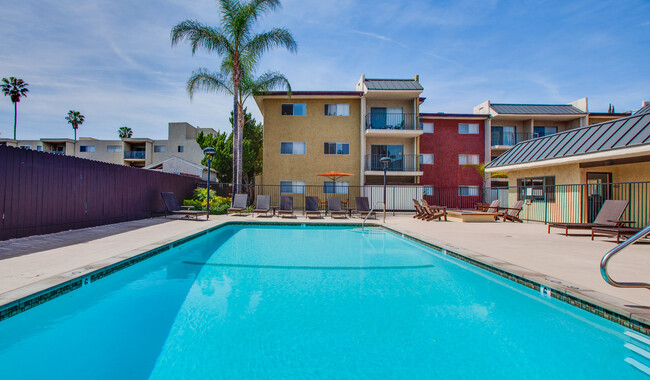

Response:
(0, 145), (201, 240)
(202, 181), (650, 228)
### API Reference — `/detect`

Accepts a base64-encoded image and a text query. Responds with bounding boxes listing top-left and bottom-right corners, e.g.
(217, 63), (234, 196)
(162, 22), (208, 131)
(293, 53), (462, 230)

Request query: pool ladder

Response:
(362, 202), (385, 231)
(600, 224), (650, 290)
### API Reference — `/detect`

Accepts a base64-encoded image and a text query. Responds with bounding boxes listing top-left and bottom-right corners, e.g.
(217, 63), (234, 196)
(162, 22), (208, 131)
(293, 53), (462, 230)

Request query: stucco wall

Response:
(261, 97), (362, 187)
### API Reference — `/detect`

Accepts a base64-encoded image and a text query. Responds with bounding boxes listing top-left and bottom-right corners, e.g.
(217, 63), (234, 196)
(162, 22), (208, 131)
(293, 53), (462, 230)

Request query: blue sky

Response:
(1, 0), (649, 140)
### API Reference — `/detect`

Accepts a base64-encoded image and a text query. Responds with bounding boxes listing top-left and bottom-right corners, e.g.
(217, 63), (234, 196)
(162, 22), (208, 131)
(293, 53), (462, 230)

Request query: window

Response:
(324, 104), (349, 116)
(458, 154), (479, 165)
(534, 126), (558, 138)
(421, 154), (434, 165)
(323, 142), (349, 155)
(281, 142), (306, 155)
(422, 122), (434, 133)
(154, 145), (166, 153)
(423, 186), (433, 196)
(107, 145), (122, 153)
(459, 123), (479, 134)
(79, 145), (95, 153)
(280, 180), (305, 194)
(323, 181), (349, 194)
(459, 186), (479, 196)
(178, 145), (184, 153)
(281, 103), (306, 116)
(19, 145), (30, 150)
(36, 146), (42, 151)
(517, 176), (555, 202)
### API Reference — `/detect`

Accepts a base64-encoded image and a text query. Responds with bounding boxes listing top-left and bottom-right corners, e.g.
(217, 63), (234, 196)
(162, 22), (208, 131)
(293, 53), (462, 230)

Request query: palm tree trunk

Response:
(13, 102), (17, 140)
(232, 86), (239, 193)
(236, 101), (244, 192)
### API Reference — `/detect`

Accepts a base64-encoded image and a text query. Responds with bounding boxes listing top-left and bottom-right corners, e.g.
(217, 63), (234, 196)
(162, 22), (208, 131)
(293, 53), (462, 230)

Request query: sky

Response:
(1, 0), (649, 140)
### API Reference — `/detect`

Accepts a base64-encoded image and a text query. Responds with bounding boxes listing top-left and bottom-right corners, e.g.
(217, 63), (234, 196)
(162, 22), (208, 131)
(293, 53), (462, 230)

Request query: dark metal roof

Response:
(257, 91), (363, 96)
(491, 103), (585, 115)
(364, 79), (423, 91)
(634, 104), (650, 116)
(486, 112), (650, 168)
(420, 113), (490, 119)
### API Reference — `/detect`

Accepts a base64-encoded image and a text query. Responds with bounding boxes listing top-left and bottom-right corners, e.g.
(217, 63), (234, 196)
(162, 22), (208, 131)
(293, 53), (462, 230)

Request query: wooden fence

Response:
(0, 145), (201, 240)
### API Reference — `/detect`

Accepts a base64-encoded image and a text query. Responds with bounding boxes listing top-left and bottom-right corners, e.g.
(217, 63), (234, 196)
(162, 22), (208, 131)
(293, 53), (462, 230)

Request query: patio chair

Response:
(547, 200), (629, 236)
(278, 195), (294, 218)
(412, 199), (427, 219)
(252, 195), (271, 217)
(591, 222), (650, 243)
(227, 193), (248, 215)
(495, 200), (524, 222)
(486, 199), (500, 214)
(328, 196), (348, 218)
(354, 197), (375, 219)
(161, 192), (208, 220)
(420, 199), (447, 221)
(305, 196), (323, 218)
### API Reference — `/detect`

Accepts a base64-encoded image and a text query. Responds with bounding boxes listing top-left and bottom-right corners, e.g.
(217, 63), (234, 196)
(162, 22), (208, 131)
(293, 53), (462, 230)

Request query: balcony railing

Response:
(124, 151), (145, 159)
(490, 132), (537, 147)
(49, 150), (66, 155)
(365, 113), (420, 130)
(364, 154), (421, 172)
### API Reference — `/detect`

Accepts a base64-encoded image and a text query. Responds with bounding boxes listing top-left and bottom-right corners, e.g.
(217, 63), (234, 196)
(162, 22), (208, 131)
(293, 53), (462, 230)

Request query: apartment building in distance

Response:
(0, 123), (216, 178)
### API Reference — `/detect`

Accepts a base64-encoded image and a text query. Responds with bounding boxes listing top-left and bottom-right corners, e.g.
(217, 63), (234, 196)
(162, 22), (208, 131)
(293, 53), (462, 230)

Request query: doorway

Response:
(586, 172), (613, 223)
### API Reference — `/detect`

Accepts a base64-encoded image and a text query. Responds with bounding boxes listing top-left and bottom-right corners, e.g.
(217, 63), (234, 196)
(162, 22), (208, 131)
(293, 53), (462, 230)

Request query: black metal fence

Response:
(204, 181), (650, 227)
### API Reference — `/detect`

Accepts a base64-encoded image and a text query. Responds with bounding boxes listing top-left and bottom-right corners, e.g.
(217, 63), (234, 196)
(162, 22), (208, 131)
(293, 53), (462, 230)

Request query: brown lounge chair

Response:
(354, 197), (375, 219)
(591, 222), (650, 243)
(252, 195), (271, 217)
(548, 199), (629, 236)
(161, 192), (208, 220)
(227, 193), (248, 215)
(328, 197), (348, 218)
(278, 195), (294, 218)
(413, 199), (427, 219)
(305, 196), (323, 218)
(495, 200), (524, 222)
(485, 199), (500, 214)
(420, 199), (447, 221)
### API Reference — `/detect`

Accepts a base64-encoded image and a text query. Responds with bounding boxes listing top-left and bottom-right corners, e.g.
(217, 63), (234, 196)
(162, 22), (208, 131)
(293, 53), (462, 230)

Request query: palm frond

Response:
(243, 28), (297, 62)
(171, 20), (233, 56)
(240, 71), (290, 103)
(187, 68), (233, 100)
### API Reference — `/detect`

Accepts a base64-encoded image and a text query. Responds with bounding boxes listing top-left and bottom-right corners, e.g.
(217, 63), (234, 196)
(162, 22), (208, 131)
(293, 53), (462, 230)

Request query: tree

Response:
(118, 126), (133, 138)
(462, 162), (508, 188)
(65, 110), (85, 141)
(1, 77), (29, 140)
(196, 109), (263, 184)
(171, 0), (296, 192)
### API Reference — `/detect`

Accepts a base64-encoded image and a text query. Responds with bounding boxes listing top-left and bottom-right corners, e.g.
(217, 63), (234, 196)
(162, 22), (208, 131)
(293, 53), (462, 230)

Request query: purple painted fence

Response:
(0, 145), (200, 241)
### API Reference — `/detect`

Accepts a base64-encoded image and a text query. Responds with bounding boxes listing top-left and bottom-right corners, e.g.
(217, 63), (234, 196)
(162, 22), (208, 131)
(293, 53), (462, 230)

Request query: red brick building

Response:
(419, 113), (490, 208)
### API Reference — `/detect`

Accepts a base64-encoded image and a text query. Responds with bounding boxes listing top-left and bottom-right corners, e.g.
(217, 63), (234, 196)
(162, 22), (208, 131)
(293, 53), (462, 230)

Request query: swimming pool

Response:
(0, 224), (648, 379)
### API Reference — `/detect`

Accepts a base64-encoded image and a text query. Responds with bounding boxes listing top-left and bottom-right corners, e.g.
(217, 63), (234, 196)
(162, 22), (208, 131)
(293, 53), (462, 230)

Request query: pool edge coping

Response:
(0, 220), (648, 337)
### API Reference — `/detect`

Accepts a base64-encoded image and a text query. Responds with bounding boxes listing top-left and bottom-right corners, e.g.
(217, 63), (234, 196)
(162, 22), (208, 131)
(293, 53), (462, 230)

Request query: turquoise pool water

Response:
(0, 225), (648, 379)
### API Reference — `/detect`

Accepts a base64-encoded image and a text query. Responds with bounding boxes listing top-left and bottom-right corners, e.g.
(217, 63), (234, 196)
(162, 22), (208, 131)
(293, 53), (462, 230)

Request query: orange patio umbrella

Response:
(316, 171), (354, 182)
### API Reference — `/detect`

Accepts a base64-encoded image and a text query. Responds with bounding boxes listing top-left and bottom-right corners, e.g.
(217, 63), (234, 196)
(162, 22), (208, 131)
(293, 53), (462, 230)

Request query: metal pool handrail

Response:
(362, 202), (385, 230)
(600, 224), (650, 290)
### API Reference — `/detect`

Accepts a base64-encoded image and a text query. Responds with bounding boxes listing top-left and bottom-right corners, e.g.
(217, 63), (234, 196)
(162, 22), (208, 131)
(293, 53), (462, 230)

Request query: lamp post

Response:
(203, 147), (216, 220)
(380, 157), (391, 223)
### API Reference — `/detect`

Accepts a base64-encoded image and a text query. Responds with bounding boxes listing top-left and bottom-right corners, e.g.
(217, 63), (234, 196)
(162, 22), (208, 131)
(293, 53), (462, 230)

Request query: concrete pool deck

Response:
(1, 214), (649, 327)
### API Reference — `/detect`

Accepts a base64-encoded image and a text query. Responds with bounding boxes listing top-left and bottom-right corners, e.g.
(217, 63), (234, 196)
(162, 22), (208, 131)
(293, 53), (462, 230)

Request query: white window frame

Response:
(280, 180), (305, 194)
(421, 153), (434, 165)
(281, 142), (306, 155)
(422, 122), (434, 133)
(323, 142), (349, 155)
(154, 145), (166, 153)
(324, 104), (350, 116)
(281, 103), (307, 116)
(458, 154), (479, 165)
(107, 145), (122, 153)
(323, 181), (349, 194)
(459, 123), (479, 134)
(79, 145), (95, 153)
(423, 186), (434, 196)
(459, 186), (479, 196)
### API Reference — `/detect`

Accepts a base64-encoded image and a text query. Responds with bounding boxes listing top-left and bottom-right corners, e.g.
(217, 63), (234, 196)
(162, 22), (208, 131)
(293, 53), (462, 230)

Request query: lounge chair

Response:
(420, 199), (447, 221)
(161, 192), (208, 220)
(495, 200), (524, 222)
(278, 195), (294, 218)
(591, 222), (650, 243)
(486, 199), (500, 214)
(227, 193), (248, 215)
(328, 197), (348, 218)
(305, 196), (323, 218)
(354, 197), (375, 219)
(252, 195), (271, 217)
(412, 199), (427, 219)
(548, 199), (629, 236)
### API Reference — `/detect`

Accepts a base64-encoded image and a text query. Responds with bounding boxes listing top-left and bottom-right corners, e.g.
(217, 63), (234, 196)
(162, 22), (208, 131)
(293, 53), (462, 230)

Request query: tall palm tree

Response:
(118, 126), (133, 138)
(65, 110), (85, 141)
(171, 0), (297, 191)
(1, 77), (29, 140)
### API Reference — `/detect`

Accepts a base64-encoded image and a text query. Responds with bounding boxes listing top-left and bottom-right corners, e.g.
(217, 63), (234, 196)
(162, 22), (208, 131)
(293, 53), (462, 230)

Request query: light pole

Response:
(380, 157), (391, 223)
(203, 147), (216, 220)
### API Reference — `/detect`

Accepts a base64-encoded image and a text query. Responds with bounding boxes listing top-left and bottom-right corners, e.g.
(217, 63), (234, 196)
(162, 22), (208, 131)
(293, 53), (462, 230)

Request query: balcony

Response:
(364, 154), (423, 176)
(124, 151), (146, 160)
(365, 113), (422, 137)
(490, 132), (538, 148)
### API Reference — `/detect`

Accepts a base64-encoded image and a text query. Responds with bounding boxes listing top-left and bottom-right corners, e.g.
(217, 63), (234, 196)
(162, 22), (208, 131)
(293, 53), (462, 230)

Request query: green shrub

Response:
(183, 199), (203, 210)
(182, 188), (232, 213)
